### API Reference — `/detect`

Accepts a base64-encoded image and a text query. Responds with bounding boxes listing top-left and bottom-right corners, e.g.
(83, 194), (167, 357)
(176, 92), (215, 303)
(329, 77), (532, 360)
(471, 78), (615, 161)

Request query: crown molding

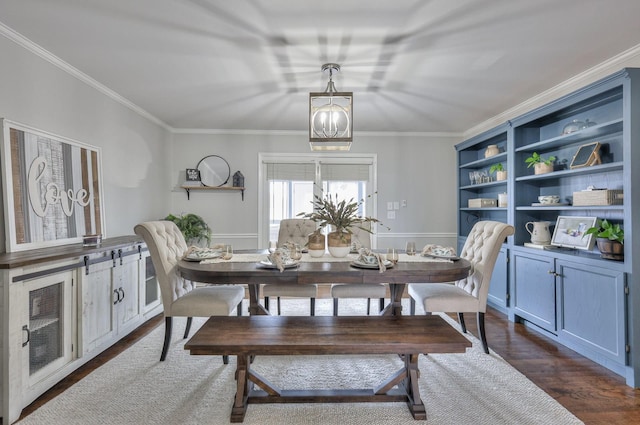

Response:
(172, 127), (462, 139)
(0, 22), (171, 131)
(463, 42), (640, 140)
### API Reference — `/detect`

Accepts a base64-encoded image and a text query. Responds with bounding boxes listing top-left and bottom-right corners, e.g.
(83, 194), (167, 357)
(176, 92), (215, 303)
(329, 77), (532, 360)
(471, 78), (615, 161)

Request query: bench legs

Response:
(229, 353), (427, 422)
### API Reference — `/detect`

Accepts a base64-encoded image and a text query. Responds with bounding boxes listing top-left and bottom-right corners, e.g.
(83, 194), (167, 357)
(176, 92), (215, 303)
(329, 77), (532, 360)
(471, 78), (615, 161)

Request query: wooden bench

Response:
(185, 315), (471, 422)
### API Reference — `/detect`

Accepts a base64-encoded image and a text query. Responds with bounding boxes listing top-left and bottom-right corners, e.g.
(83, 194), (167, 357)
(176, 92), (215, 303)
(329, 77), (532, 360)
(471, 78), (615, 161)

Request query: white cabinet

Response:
(78, 246), (142, 356)
(1, 236), (155, 424)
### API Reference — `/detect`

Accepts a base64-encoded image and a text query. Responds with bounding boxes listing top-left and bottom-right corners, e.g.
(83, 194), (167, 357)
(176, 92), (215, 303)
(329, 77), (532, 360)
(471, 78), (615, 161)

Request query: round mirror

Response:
(196, 155), (230, 187)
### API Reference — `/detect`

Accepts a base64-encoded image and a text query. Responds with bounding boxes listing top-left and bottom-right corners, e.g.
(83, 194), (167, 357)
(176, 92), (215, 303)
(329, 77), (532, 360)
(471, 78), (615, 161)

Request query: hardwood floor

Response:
(12, 305), (640, 425)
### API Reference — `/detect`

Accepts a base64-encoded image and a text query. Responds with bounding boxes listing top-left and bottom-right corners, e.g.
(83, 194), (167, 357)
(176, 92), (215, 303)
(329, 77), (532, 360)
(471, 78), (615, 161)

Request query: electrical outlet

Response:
(387, 211), (396, 219)
(401, 199), (407, 207)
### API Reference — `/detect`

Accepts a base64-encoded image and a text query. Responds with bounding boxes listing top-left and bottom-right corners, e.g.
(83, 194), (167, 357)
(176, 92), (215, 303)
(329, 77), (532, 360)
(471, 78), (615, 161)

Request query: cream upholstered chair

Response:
(408, 221), (514, 354)
(134, 221), (245, 361)
(263, 218), (318, 315)
(330, 222), (386, 315)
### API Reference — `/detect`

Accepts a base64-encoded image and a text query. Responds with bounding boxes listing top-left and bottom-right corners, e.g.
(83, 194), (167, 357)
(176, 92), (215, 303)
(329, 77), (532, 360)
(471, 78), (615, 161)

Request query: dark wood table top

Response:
(177, 252), (471, 285)
(185, 315), (471, 356)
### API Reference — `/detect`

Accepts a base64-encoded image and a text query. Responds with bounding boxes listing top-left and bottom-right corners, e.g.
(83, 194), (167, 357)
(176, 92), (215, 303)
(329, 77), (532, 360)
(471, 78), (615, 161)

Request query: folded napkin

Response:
(421, 244), (457, 257)
(267, 247), (294, 272)
(355, 248), (386, 273)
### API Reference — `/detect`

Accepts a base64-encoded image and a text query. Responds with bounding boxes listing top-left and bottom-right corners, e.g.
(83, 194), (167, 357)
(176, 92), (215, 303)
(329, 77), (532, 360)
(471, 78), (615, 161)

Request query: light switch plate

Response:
(387, 202), (393, 210)
(393, 201), (400, 210)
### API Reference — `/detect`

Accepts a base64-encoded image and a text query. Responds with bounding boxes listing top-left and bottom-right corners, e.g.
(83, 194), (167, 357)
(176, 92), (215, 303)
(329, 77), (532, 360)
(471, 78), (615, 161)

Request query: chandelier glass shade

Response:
(309, 63), (353, 151)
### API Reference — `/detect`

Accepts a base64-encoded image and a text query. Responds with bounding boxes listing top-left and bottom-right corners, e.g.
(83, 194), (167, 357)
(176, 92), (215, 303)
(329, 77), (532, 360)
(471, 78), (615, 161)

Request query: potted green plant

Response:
(583, 219), (624, 260)
(525, 152), (556, 175)
(489, 163), (507, 181)
(164, 213), (212, 247)
(298, 191), (387, 257)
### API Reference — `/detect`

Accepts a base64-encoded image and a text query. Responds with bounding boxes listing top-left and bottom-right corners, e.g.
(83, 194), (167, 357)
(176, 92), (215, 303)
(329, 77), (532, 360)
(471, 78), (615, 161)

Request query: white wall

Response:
(169, 132), (460, 249)
(0, 34), (171, 252)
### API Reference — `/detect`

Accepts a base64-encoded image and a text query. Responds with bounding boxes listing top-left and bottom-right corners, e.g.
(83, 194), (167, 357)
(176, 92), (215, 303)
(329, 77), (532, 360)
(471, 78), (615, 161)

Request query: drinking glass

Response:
(386, 248), (399, 264)
(222, 244), (233, 260)
(468, 171), (476, 185)
(290, 243), (303, 261)
(268, 240), (277, 253)
(406, 241), (416, 256)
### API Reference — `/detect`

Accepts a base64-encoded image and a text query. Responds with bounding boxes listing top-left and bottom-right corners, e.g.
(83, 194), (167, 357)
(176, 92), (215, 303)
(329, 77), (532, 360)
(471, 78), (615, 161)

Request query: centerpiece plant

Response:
(297, 190), (387, 257)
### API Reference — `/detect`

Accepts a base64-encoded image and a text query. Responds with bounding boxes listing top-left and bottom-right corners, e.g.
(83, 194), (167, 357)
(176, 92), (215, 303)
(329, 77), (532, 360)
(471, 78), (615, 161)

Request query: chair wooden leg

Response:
(477, 312), (489, 354)
(410, 298), (416, 315)
(236, 300), (242, 316)
(333, 298), (339, 316)
(264, 296), (270, 311)
(183, 317), (193, 339)
(458, 313), (467, 333)
(366, 298), (371, 315)
(223, 355), (229, 364)
(277, 297), (282, 315)
(161, 317), (172, 361)
(311, 298), (316, 316)
(379, 297), (385, 313)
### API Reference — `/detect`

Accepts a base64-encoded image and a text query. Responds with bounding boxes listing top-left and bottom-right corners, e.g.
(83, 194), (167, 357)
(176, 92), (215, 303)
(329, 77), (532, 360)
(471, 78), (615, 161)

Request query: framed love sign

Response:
(1, 119), (105, 252)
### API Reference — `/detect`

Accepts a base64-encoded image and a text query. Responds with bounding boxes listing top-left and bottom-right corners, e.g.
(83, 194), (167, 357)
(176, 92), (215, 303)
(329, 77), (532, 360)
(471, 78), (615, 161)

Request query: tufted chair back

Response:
(277, 219), (317, 247)
(134, 221), (196, 315)
(455, 221), (515, 311)
(348, 221), (372, 249)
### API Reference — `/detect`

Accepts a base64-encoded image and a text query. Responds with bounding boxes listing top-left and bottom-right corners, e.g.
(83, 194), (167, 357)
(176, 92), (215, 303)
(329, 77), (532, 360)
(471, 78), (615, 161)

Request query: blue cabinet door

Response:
(487, 247), (508, 313)
(512, 251), (556, 333)
(557, 260), (625, 365)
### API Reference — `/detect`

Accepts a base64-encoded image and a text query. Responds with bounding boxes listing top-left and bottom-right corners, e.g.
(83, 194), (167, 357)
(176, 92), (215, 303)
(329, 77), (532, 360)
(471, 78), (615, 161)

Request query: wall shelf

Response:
(180, 185), (245, 201)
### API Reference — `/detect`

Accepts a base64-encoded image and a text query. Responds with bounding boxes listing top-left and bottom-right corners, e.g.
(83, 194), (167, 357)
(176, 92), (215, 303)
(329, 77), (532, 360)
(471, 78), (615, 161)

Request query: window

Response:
(259, 154), (377, 248)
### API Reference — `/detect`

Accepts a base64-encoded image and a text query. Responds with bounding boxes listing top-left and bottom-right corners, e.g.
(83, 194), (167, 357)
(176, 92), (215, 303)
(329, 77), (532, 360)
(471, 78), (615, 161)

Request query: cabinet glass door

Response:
(24, 270), (74, 382)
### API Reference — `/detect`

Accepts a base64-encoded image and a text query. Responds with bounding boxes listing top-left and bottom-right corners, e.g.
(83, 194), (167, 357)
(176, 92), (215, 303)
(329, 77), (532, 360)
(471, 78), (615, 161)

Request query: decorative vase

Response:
(484, 144), (499, 158)
(327, 231), (351, 258)
(534, 162), (553, 175)
(307, 231), (326, 258)
(525, 221), (551, 245)
(596, 238), (624, 261)
(496, 170), (507, 181)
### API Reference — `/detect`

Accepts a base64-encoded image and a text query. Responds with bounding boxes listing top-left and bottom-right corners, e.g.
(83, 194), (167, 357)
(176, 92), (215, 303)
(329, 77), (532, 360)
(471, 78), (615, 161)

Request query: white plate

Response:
(258, 260), (299, 269)
(531, 202), (569, 207)
(422, 253), (460, 261)
(350, 260), (394, 269)
(183, 250), (222, 261)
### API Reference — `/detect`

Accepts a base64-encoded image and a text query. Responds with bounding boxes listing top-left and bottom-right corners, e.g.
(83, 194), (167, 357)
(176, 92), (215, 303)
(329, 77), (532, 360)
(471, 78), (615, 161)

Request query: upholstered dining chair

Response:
(263, 218), (318, 315)
(408, 220), (515, 354)
(134, 221), (245, 362)
(330, 222), (386, 315)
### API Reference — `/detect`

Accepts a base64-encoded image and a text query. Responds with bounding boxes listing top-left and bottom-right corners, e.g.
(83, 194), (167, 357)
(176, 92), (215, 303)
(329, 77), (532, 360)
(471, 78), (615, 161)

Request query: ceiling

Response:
(1, 0), (640, 134)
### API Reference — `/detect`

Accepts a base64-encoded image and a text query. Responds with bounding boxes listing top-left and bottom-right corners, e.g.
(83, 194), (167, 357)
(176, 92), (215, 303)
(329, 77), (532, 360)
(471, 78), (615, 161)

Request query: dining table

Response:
(177, 250), (471, 316)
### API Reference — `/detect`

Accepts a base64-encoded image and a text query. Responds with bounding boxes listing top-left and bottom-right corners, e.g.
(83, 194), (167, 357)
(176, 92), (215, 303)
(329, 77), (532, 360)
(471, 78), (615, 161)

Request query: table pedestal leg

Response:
(380, 283), (405, 316)
(247, 284), (269, 315)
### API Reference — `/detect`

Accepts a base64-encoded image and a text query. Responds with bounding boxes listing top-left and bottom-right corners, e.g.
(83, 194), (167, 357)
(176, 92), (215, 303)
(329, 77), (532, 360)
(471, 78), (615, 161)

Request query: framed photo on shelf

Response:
(551, 216), (598, 250)
(569, 141), (601, 169)
(185, 168), (201, 181)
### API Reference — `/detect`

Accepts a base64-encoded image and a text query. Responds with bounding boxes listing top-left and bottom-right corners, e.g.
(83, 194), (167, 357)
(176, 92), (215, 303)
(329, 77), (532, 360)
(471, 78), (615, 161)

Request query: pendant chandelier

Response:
(309, 63), (353, 151)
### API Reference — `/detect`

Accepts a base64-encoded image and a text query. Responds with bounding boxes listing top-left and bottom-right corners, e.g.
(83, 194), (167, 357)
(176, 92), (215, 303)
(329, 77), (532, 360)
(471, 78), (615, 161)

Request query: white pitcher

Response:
(525, 221), (551, 245)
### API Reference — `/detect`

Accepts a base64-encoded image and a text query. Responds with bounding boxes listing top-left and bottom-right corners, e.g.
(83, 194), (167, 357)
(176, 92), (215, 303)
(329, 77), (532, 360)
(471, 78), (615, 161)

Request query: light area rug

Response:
(17, 298), (583, 425)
